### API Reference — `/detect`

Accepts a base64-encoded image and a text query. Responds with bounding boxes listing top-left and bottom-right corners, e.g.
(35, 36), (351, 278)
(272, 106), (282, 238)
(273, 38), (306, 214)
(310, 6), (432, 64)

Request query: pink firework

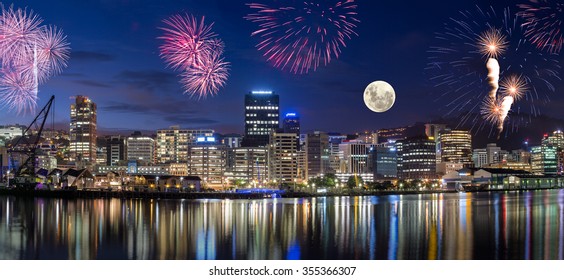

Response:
(180, 53), (229, 98)
(35, 25), (71, 82)
(158, 13), (230, 98)
(518, 0), (564, 54)
(245, 0), (360, 74)
(0, 5), (42, 64)
(0, 5), (70, 113)
(158, 14), (220, 71)
(0, 70), (37, 114)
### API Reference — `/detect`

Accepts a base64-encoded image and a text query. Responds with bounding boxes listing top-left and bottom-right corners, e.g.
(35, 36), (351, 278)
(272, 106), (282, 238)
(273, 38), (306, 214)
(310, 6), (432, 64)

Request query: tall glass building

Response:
(69, 96), (97, 165)
(243, 91), (279, 147)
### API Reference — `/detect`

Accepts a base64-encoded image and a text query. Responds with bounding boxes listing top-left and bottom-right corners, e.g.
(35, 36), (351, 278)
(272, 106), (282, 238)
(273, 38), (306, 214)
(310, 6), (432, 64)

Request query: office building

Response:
(156, 126), (214, 163)
(473, 148), (488, 168)
(187, 137), (226, 189)
(106, 136), (127, 166)
(69, 95), (97, 166)
(373, 143), (397, 180)
(396, 136), (437, 180)
(127, 132), (155, 165)
(243, 91), (279, 147)
(437, 129), (473, 165)
(230, 147), (269, 185)
(305, 131), (330, 179)
(531, 145), (558, 175)
(221, 134), (243, 148)
(268, 130), (298, 185)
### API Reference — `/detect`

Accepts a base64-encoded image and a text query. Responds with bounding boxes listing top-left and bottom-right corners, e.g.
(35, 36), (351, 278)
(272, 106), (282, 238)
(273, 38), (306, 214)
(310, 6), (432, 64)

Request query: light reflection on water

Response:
(1, 189), (564, 260)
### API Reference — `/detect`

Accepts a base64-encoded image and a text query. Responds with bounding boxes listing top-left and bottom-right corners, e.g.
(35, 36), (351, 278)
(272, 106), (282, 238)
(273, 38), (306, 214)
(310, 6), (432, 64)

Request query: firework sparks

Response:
(0, 70), (37, 114)
(180, 53), (229, 98)
(500, 75), (527, 100)
(158, 14), (219, 71)
(158, 14), (230, 98)
(481, 97), (503, 127)
(478, 28), (507, 59)
(427, 6), (560, 135)
(0, 4), (70, 114)
(518, 0), (564, 54)
(245, 0), (360, 74)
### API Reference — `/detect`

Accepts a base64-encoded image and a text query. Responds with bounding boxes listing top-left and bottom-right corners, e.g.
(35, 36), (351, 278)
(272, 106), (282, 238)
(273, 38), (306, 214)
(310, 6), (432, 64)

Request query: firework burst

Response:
(478, 28), (508, 59)
(427, 6), (560, 135)
(158, 14), (229, 98)
(245, 0), (360, 74)
(481, 97), (503, 127)
(518, 0), (564, 54)
(0, 70), (37, 114)
(500, 75), (528, 100)
(0, 4), (70, 114)
(180, 53), (229, 98)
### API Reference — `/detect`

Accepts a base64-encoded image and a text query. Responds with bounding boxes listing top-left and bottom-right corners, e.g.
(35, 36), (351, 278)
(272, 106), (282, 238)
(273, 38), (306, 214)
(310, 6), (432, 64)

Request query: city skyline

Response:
(2, 0), (562, 139)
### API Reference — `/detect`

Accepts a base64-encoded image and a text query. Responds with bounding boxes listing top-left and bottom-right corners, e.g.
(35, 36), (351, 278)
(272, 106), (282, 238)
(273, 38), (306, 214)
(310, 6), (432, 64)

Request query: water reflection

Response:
(1, 190), (564, 259)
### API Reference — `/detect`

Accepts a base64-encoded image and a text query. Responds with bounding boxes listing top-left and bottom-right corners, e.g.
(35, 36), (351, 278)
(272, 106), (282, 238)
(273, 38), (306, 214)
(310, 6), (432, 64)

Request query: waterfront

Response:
(1, 189), (564, 260)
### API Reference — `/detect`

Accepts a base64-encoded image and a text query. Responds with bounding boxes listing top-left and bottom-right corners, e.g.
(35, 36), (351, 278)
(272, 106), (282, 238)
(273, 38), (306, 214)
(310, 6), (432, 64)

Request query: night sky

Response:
(0, 0), (561, 137)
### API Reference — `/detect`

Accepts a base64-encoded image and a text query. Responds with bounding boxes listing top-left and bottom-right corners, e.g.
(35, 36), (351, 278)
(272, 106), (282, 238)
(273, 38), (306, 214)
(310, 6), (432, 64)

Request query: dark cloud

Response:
(102, 101), (194, 115)
(101, 100), (216, 126)
(114, 70), (177, 91)
(74, 80), (112, 88)
(71, 51), (116, 62)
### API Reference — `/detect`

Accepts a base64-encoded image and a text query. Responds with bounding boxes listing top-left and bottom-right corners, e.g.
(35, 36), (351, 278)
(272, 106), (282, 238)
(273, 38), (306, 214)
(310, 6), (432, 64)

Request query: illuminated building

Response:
(328, 134), (346, 173)
(127, 132), (155, 165)
(242, 91), (279, 147)
(69, 95), (97, 166)
(221, 134), (243, 148)
(156, 126), (213, 163)
(396, 136), (437, 180)
(283, 113), (300, 134)
(437, 129), (472, 165)
(424, 123), (447, 140)
(486, 143), (502, 164)
(187, 136), (226, 189)
(338, 140), (375, 178)
(531, 145), (558, 175)
(106, 135), (126, 166)
(230, 147), (268, 185)
(542, 130), (564, 150)
(305, 131), (330, 179)
(473, 148), (488, 168)
(268, 130), (298, 185)
(372, 143), (397, 180)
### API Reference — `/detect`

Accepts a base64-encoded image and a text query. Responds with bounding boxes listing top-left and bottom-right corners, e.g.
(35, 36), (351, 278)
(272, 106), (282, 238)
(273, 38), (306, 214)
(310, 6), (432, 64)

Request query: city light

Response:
(251, 90), (273, 95)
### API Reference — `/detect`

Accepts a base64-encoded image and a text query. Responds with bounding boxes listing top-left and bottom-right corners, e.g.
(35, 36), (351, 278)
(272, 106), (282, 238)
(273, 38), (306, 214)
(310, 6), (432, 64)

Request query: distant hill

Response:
(432, 113), (564, 150)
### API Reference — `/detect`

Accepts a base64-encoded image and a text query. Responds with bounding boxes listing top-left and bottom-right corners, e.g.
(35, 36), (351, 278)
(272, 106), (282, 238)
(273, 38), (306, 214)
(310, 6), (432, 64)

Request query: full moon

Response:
(363, 81), (396, 113)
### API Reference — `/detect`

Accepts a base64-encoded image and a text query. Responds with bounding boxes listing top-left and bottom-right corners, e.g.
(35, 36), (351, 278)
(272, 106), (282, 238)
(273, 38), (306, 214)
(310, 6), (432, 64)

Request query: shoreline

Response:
(0, 187), (562, 200)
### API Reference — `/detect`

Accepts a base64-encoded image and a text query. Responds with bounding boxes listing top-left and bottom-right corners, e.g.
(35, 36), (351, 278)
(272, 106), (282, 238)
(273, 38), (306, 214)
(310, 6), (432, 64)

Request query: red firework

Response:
(518, 0), (564, 54)
(245, 0), (360, 74)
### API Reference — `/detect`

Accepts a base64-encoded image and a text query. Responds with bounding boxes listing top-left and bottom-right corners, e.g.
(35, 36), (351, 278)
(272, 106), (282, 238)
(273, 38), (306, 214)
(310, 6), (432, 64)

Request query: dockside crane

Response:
(7, 95), (55, 189)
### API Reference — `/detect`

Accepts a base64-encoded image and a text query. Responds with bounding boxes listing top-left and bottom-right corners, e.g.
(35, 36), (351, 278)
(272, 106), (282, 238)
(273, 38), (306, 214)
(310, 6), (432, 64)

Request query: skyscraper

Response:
(69, 95), (97, 166)
(373, 144), (397, 180)
(283, 113), (300, 134)
(531, 145), (558, 175)
(243, 91), (279, 147)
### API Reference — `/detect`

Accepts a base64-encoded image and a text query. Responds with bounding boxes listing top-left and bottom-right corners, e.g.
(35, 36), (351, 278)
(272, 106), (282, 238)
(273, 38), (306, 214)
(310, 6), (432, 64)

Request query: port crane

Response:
(7, 95), (55, 189)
